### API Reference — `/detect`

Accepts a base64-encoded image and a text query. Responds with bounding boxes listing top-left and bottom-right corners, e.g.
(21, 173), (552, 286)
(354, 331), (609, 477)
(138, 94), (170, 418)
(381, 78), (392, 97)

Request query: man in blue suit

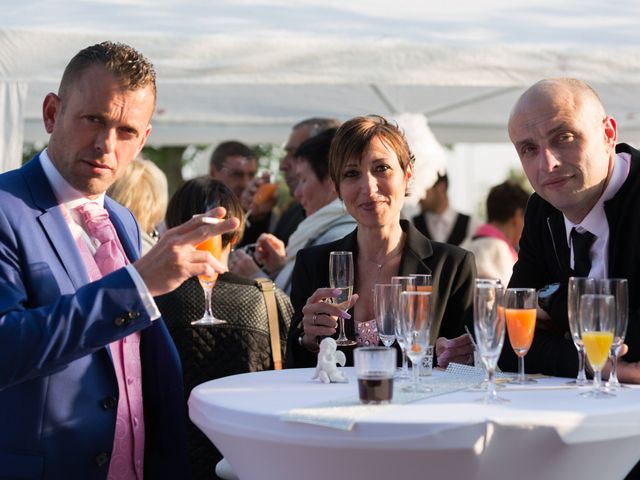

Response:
(0, 42), (238, 479)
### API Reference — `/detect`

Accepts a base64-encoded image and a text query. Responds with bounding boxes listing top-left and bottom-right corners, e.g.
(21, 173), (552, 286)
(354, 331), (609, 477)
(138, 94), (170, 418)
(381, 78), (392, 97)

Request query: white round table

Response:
(189, 368), (640, 480)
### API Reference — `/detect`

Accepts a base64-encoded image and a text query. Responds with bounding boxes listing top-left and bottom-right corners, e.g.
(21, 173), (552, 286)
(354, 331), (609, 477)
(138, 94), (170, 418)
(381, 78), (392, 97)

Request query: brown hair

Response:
(165, 177), (245, 248)
(107, 158), (168, 235)
(328, 115), (414, 194)
(59, 41), (157, 109)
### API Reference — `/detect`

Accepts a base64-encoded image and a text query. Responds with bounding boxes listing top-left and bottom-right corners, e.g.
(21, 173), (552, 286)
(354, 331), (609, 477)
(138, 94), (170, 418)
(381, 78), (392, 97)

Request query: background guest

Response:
(241, 117), (341, 246)
(462, 180), (530, 285)
(285, 115), (476, 368)
(413, 172), (482, 246)
(107, 156), (168, 254)
(155, 177), (293, 480)
(230, 128), (356, 294)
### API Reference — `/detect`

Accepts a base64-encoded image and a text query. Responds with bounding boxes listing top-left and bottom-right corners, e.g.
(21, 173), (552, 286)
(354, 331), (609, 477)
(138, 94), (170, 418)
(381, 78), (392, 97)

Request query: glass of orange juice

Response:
(191, 218), (226, 326)
(579, 293), (615, 398)
(504, 288), (537, 384)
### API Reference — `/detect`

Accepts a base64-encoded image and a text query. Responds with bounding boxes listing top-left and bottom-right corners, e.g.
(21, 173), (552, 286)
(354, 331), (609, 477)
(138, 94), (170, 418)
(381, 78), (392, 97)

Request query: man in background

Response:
(413, 172), (481, 246)
(209, 140), (258, 199)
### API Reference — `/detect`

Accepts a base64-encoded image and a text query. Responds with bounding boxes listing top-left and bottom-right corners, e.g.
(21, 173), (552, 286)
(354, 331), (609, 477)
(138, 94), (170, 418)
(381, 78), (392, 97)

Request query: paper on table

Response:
(282, 366), (488, 431)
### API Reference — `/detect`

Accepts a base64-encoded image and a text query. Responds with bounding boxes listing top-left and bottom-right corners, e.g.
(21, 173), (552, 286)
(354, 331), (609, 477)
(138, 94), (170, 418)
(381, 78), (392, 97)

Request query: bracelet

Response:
(298, 332), (319, 353)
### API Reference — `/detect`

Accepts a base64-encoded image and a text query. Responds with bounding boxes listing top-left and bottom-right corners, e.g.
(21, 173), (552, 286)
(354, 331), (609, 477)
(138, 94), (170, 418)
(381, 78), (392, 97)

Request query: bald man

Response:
(500, 78), (640, 384)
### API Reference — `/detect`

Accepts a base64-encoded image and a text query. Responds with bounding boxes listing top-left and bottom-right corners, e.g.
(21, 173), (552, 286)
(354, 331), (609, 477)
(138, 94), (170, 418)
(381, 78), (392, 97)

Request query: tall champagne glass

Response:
(373, 283), (399, 347)
(399, 290), (433, 393)
(410, 274), (433, 377)
(329, 251), (357, 346)
(598, 278), (628, 390)
(192, 219), (226, 325)
(579, 293), (616, 398)
(391, 276), (416, 380)
(567, 277), (595, 386)
(470, 278), (503, 391)
(504, 288), (537, 384)
(474, 281), (507, 403)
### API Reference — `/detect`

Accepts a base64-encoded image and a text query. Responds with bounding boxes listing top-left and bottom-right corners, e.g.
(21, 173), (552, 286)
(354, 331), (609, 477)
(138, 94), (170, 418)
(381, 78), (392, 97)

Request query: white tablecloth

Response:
(189, 368), (640, 480)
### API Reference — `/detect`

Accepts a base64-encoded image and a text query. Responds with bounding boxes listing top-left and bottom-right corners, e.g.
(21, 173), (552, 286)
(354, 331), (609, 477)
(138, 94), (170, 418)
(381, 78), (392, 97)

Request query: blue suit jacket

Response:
(0, 156), (189, 479)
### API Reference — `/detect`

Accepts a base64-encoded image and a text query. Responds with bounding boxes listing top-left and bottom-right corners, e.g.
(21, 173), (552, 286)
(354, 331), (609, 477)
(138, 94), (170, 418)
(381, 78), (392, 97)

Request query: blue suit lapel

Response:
(104, 198), (140, 263)
(22, 157), (91, 289)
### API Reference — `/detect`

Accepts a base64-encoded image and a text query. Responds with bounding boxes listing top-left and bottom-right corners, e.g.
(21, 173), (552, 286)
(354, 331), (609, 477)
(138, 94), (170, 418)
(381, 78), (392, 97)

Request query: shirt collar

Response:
(564, 152), (630, 244)
(40, 148), (105, 209)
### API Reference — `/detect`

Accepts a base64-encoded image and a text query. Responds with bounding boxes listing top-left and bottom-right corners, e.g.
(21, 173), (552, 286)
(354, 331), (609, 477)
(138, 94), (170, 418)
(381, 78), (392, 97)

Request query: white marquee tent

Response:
(2, 0), (640, 174)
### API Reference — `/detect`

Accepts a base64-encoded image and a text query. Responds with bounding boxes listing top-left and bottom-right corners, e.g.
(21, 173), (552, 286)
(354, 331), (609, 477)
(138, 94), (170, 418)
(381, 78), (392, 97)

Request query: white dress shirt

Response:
(563, 153), (631, 279)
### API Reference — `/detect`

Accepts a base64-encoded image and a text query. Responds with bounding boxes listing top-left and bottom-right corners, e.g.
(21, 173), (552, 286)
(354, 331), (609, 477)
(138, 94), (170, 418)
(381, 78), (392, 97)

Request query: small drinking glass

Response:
(373, 283), (399, 347)
(567, 277), (595, 386)
(391, 276), (416, 380)
(329, 251), (357, 346)
(192, 218), (227, 326)
(598, 278), (628, 390)
(410, 274), (433, 292)
(579, 293), (616, 398)
(399, 290), (433, 393)
(354, 347), (397, 404)
(474, 280), (507, 403)
(504, 288), (537, 384)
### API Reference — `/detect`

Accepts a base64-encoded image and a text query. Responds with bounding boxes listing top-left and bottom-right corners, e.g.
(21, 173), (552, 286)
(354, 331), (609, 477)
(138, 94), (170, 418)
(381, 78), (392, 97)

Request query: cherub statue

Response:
(312, 337), (348, 384)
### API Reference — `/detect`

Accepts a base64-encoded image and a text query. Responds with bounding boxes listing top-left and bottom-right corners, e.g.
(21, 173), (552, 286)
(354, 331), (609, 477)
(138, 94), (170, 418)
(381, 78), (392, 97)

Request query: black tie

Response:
(570, 228), (596, 277)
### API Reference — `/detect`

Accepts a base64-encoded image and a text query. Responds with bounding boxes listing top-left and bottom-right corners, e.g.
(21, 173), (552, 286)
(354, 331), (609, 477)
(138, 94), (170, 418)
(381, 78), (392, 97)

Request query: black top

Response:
(285, 219), (476, 368)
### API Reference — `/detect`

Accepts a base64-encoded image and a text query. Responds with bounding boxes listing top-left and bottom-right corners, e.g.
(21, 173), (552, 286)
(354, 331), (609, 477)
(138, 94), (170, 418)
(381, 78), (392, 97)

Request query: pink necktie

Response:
(75, 202), (145, 480)
(75, 202), (129, 275)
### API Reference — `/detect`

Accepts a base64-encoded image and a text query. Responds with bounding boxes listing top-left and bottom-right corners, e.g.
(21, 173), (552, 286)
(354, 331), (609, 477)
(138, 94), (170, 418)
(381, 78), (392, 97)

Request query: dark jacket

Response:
(286, 220), (475, 368)
(501, 143), (640, 377)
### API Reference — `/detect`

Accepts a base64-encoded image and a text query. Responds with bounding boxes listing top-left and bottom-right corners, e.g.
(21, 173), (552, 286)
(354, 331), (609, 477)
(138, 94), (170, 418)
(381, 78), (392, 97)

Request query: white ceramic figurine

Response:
(312, 338), (348, 384)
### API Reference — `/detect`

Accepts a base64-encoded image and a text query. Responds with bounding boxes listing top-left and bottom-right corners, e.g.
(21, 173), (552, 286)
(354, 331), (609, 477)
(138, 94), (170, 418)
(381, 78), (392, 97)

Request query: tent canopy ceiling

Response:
(3, 0), (640, 146)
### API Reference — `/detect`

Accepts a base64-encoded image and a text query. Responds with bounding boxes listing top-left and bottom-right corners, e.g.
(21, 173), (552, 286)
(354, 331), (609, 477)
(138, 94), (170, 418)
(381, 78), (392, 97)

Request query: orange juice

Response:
(196, 235), (222, 284)
(582, 331), (613, 370)
(505, 308), (536, 356)
(253, 183), (278, 208)
(416, 286), (433, 293)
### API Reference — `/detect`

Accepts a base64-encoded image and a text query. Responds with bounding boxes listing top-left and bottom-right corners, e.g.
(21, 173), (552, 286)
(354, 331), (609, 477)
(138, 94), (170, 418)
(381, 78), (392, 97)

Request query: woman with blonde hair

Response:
(108, 157), (168, 254)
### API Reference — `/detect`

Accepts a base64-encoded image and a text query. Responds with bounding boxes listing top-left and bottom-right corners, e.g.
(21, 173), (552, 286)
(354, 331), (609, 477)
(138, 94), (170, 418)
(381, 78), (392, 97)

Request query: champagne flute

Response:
(192, 218), (227, 326)
(399, 290), (433, 393)
(469, 278), (504, 391)
(474, 280), (508, 403)
(567, 277), (595, 386)
(504, 288), (537, 384)
(391, 276), (416, 380)
(329, 251), (357, 346)
(598, 278), (628, 390)
(579, 293), (616, 398)
(410, 274), (433, 377)
(373, 283), (399, 347)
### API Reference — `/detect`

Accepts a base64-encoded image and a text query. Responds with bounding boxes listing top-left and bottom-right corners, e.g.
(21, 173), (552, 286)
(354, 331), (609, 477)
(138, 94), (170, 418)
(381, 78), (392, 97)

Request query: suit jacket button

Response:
(101, 396), (117, 410)
(128, 311), (140, 319)
(114, 316), (126, 326)
(95, 452), (109, 467)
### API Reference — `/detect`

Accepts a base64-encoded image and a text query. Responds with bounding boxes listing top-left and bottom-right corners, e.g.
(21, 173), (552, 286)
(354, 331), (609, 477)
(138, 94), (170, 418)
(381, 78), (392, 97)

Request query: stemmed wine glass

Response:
(410, 274), (433, 377)
(192, 217), (227, 326)
(474, 280), (507, 403)
(579, 293), (616, 398)
(373, 283), (399, 347)
(504, 288), (537, 384)
(567, 277), (595, 386)
(399, 290), (433, 393)
(598, 278), (628, 390)
(391, 276), (416, 380)
(329, 251), (357, 346)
